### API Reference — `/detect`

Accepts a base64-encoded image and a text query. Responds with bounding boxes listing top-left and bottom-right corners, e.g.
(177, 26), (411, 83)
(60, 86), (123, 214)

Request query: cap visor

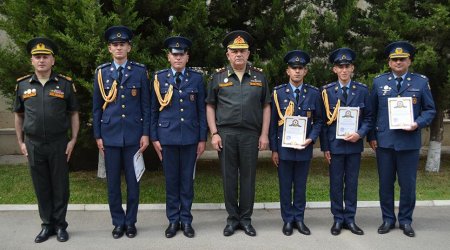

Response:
(227, 44), (249, 49)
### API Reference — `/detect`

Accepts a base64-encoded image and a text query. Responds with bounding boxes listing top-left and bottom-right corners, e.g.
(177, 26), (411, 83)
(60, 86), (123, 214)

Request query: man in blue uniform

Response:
(14, 37), (79, 243)
(269, 50), (323, 236)
(368, 41), (435, 237)
(93, 25), (151, 239)
(150, 36), (207, 238)
(320, 48), (372, 236)
(206, 30), (271, 237)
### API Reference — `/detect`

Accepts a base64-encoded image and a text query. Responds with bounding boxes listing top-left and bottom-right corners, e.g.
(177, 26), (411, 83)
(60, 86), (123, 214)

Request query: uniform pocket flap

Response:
(158, 121), (170, 127)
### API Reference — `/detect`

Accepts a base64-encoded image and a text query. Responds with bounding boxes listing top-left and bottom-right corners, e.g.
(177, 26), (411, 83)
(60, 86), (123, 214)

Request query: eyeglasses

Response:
(390, 58), (407, 62)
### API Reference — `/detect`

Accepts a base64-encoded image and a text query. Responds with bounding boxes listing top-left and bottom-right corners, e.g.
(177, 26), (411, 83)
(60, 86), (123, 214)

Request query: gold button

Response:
(121, 95), (125, 98)
(180, 108), (184, 112)
(122, 114), (126, 118)
(122, 105), (125, 109)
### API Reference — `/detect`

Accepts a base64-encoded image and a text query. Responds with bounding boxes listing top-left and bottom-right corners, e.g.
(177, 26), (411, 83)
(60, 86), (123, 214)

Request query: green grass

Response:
(1, 156), (449, 204)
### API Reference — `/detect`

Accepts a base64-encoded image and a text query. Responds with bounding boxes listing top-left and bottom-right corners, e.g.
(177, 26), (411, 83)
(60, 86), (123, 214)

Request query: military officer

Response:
(368, 41), (436, 237)
(150, 36), (207, 238)
(14, 37), (79, 243)
(206, 30), (271, 237)
(269, 50), (323, 236)
(320, 48), (372, 236)
(92, 25), (151, 239)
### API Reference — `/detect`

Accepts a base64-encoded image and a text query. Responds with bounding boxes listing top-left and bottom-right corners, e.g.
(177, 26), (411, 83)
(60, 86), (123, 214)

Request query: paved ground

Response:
(1, 206), (449, 250)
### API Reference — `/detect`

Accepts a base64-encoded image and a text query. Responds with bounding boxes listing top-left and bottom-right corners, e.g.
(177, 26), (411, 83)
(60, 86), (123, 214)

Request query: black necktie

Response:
(295, 88), (300, 103)
(396, 77), (403, 92)
(175, 72), (181, 87)
(342, 86), (348, 102)
(117, 66), (123, 83)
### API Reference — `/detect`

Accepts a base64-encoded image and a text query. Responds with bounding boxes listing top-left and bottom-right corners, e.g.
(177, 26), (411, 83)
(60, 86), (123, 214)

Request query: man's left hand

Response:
(403, 122), (418, 131)
(139, 136), (150, 153)
(65, 139), (77, 162)
(344, 132), (361, 143)
(258, 134), (269, 151)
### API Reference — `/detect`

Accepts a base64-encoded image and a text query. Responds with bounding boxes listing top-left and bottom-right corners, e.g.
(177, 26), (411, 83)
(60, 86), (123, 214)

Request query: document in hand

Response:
(133, 150), (145, 182)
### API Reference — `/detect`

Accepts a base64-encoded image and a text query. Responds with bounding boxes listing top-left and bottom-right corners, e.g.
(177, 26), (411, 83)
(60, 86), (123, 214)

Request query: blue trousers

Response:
(277, 160), (310, 223)
(104, 145), (140, 227)
(162, 144), (197, 224)
(329, 153), (361, 224)
(376, 147), (419, 225)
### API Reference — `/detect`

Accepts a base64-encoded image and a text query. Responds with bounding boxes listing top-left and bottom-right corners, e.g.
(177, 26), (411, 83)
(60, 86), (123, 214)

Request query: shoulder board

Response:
(130, 61), (146, 68)
(58, 74), (72, 81)
(250, 66), (263, 72)
(323, 82), (337, 89)
(188, 67), (204, 74)
(96, 62), (111, 70)
(374, 72), (389, 79)
(156, 68), (169, 75)
(354, 82), (367, 88)
(215, 67), (226, 73)
(305, 84), (319, 91)
(16, 74), (32, 82)
(410, 72), (428, 80)
(273, 83), (287, 90)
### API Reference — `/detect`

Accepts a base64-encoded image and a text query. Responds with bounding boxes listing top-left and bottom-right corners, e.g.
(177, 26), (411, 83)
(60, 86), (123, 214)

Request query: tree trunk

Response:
(425, 108), (444, 172)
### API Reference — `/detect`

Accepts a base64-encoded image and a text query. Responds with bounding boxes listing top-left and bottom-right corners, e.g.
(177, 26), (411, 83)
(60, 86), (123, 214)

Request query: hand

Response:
(403, 122), (418, 131)
(65, 139), (76, 162)
(197, 141), (206, 159)
(300, 138), (313, 148)
(344, 132), (361, 143)
(369, 140), (377, 151)
(258, 134), (269, 151)
(139, 136), (150, 153)
(324, 151), (331, 165)
(211, 134), (222, 151)
(152, 141), (163, 161)
(96, 139), (104, 157)
(271, 152), (279, 167)
(19, 142), (28, 156)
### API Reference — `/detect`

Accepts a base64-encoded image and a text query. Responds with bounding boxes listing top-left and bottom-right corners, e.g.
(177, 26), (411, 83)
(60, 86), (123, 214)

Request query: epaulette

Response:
(58, 74), (72, 81)
(155, 68), (169, 75)
(16, 74), (32, 82)
(96, 62), (111, 70)
(305, 84), (319, 91)
(250, 66), (263, 72)
(411, 73), (428, 80)
(354, 82), (368, 88)
(322, 82), (337, 89)
(273, 83), (287, 91)
(374, 72), (389, 79)
(188, 67), (204, 74)
(130, 61), (146, 68)
(215, 67), (226, 73)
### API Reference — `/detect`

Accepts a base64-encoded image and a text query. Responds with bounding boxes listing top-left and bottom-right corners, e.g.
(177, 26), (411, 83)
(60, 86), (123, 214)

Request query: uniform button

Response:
(122, 105), (126, 109)
(181, 118), (184, 121)
(179, 90), (182, 93)
(100, 119), (103, 122)
(159, 123), (161, 126)
(122, 114), (126, 118)
(120, 86), (124, 89)
(180, 108), (184, 112)
(180, 99), (183, 102)
(121, 95), (125, 99)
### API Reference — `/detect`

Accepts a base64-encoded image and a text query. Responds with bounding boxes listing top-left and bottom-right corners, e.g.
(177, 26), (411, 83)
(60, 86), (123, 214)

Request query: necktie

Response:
(396, 77), (403, 92)
(342, 86), (348, 102)
(295, 88), (300, 103)
(117, 66), (123, 83)
(175, 72), (182, 87)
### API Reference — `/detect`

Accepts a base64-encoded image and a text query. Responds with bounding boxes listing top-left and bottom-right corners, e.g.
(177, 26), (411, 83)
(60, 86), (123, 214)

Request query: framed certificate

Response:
(388, 97), (414, 129)
(336, 107), (360, 139)
(282, 116), (308, 149)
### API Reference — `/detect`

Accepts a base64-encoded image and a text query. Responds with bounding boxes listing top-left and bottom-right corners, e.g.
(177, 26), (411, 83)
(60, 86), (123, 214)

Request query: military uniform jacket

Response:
(206, 64), (271, 134)
(269, 83), (324, 161)
(14, 72), (79, 142)
(93, 61), (151, 147)
(367, 72), (435, 150)
(150, 68), (207, 145)
(319, 81), (372, 154)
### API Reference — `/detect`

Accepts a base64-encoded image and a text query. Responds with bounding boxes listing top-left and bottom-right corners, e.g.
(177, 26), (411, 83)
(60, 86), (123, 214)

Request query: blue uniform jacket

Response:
(320, 81), (372, 154)
(367, 72), (435, 150)
(269, 83), (324, 161)
(92, 61), (151, 147)
(150, 68), (207, 145)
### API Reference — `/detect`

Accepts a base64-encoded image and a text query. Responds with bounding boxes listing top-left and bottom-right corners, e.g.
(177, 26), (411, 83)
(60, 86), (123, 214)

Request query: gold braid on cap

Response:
(153, 74), (173, 111)
(322, 89), (340, 125)
(97, 69), (118, 110)
(273, 90), (295, 126)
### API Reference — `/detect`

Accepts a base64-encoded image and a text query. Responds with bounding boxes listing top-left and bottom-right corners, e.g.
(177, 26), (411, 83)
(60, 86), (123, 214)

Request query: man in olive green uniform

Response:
(14, 37), (79, 243)
(206, 30), (271, 237)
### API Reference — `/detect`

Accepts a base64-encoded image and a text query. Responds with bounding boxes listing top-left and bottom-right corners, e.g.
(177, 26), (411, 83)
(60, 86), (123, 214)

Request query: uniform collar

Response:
(338, 80), (351, 89)
(30, 72), (59, 84)
(171, 67), (186, 77)
(392, 72), (408, 81)
(289, 82), (303, 93)
(113, 60), (128, 70)
(226, 64), (251, 77)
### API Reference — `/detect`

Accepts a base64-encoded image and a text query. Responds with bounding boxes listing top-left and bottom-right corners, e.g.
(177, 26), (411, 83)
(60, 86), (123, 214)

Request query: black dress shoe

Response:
(56, 228), (69, 242)
(126, 225), (137, 238)
(112, 226), (125, 239)
(223, 224), (236, 237)
(282, 222), (294, 236)
(331, 222), (343, 236)
(377, 221), (395, 234)
(240, 224), (256, 237)
(294, 221), (311, 235)
(181, 223), (195, 238)
(399, 224), (415, 237)
(344, 222), (364, 235)
(165, 223), (180, 238)
(35, 228), (55, 243)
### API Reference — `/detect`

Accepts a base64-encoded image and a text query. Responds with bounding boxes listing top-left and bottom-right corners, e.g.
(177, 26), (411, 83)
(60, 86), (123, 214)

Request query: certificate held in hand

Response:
(336, 107), (359, 139)
(388, 97), (414, 129)
(133, 150), (145, 182)
(282, 116), (308, 149)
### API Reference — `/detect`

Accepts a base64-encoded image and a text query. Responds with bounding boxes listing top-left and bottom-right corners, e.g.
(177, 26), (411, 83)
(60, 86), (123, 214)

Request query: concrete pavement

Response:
(1, 205), (450, 250)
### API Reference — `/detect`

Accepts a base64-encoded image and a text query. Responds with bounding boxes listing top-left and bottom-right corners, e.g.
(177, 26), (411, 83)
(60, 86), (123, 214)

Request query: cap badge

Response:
(395, 48), (403, 54)
(295, 57), (300, 62)
(117, 32), (122, 37)
(341, 54), (347, 60)
(233, 36), (245, 45)
(176, 42), (180, 47)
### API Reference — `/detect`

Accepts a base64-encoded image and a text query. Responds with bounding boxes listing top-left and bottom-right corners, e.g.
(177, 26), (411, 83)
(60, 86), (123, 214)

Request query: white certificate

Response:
(388, 97), (414, 129)
(336, 107), (360, 139)
(133, 150), (145, 182)
(282, 116), (308, 149)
